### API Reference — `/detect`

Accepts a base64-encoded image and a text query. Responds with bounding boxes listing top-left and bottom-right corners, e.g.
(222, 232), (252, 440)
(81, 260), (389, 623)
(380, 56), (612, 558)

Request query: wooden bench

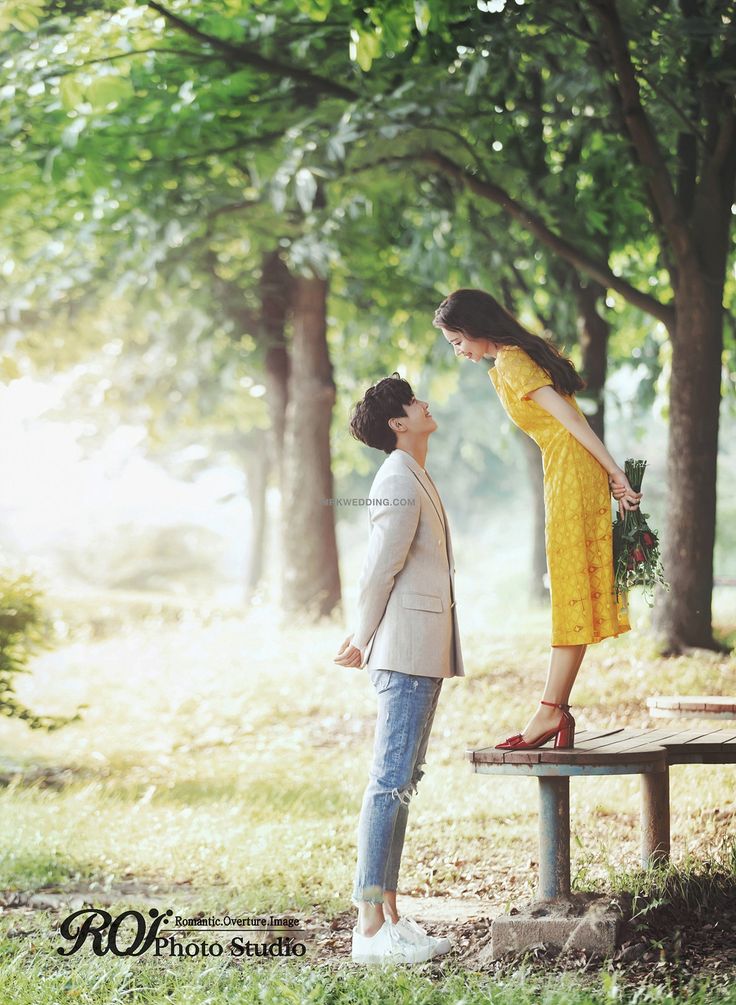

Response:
(466, 728), (736, 900)
(647, 696), (736, 720)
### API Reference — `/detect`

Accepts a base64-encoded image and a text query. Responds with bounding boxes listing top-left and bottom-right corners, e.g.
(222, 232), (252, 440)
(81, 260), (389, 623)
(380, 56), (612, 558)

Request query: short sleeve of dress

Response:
(496, 347), (553, 401)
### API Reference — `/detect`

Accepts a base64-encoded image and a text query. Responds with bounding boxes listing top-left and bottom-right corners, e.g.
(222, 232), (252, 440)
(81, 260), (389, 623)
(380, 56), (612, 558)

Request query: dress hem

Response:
(551, 624), (631, 647)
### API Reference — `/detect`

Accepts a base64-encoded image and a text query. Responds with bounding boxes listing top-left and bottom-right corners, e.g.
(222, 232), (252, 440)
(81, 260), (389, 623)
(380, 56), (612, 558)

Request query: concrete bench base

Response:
(488, 894), (621, 961)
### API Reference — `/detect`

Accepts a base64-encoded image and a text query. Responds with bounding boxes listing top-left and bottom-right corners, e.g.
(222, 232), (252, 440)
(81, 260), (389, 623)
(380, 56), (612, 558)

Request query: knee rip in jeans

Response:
(388, 755), (428, 804)
(390, 782), (414, 806)
(390, 765), (425, 806)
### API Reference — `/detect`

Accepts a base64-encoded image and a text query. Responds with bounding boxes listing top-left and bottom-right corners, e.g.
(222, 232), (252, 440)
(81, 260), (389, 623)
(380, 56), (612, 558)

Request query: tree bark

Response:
(653, 278), (722, 651)
(260, 249), (291, 492)
(282, 273), (341, 617)
(653, 134), (734, 654)
(575, 279), (609, 440)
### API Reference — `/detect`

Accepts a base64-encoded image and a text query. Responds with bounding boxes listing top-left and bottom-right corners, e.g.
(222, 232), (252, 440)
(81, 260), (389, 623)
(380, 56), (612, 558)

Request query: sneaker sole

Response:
(351, 945), (433, 965)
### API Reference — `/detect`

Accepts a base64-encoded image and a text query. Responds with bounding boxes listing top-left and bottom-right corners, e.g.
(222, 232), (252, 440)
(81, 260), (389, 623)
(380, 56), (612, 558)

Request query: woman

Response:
(434, 288), (641, 750)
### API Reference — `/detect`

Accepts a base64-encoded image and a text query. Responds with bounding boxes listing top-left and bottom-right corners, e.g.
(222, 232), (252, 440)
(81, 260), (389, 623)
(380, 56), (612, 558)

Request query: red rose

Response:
(642, 532), (655, 548)
(633, 548), (645, 563)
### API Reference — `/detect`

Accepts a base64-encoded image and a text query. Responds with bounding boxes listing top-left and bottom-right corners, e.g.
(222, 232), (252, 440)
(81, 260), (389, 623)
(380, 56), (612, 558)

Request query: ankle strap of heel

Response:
(540, 699), (571, 712)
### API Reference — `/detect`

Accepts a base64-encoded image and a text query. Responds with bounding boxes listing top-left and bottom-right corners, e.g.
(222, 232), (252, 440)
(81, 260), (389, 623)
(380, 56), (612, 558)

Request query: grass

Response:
(3, 956), (736, 1005)
(0, 546), (734, 1002)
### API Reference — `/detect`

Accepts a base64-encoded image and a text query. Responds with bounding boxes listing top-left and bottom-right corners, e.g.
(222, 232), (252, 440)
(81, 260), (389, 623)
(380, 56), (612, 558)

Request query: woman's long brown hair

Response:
(433, 288), (585, 396)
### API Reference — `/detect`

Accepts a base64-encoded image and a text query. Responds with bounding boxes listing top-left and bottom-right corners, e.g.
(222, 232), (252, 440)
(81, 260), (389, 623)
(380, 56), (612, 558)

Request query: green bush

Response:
(0, 572), (79, 730)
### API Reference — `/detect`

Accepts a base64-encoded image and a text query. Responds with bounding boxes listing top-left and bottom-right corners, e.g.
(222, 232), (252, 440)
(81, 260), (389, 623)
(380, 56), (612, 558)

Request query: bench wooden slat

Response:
(573, 728), (626, 742)
(467, 728), (736, 772)
(662, 729), (736, 746)
(620, 728), (736, 751)
(606, 727), (699, 748)
(576, 730), (663, 753)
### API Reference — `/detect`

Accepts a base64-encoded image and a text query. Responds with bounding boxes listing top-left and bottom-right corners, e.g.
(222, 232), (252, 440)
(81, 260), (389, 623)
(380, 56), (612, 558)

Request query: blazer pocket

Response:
(400, 592), (444, 613)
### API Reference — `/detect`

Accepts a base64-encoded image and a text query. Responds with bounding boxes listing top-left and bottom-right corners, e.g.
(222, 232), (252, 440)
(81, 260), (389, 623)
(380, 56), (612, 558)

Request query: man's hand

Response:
(334, 634), (363, 668)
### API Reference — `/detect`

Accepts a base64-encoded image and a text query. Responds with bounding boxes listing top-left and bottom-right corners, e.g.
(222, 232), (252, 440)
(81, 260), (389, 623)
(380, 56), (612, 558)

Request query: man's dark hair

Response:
(349, 373), (415, 454)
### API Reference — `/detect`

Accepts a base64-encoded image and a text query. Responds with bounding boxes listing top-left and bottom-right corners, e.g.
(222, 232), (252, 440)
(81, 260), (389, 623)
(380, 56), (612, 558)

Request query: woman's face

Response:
(439, 327), (495, 363)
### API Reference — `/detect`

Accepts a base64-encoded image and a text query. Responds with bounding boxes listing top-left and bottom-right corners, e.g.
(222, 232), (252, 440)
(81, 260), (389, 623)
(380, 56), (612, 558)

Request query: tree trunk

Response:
(575, 279), (609, 440)
(260, 250), (291, 491)
(282, 273), (341, 617)
(654, 280), (724, 651)
(653, 114), (735, 653)
(244, 432), (269, 601)
(517, 429), (548, 603)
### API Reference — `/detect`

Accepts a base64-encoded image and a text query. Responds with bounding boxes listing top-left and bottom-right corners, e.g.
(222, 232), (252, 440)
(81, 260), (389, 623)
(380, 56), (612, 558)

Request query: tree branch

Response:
(358, 150), (675, 327)
(545, 10), (707, 145)
(639, 71), (709, 147)
(41, 47), (213, 82)
(146, 1), (360, 103)
(203, 199), (260, 221)
(572, 1), (679, 287)
(161, 131), (290, 165)
(585, 0), (694, 265)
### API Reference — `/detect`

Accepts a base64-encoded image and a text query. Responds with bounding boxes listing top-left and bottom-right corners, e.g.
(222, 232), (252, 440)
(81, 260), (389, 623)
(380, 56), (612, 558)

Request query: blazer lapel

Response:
(406, 467), (445, 531)
(423, 471), (448, 528)
(424, 470), (457, 580)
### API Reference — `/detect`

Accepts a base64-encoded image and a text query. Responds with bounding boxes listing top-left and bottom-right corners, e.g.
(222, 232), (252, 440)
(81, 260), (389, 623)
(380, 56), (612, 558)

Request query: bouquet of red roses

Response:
(612, 459), (668, 604)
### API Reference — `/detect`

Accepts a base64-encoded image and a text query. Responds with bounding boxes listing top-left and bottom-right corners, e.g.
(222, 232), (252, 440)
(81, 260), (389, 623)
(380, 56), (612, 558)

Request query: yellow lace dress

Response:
(489, 346), (630, 646)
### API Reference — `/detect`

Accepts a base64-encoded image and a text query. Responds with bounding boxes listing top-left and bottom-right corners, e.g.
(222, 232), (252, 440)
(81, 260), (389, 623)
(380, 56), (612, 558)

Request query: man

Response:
(334, 372), (464, 965)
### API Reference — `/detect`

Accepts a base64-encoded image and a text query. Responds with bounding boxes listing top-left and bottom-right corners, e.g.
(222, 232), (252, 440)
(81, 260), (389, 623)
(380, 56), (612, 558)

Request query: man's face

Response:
(395, 395), (438, 435)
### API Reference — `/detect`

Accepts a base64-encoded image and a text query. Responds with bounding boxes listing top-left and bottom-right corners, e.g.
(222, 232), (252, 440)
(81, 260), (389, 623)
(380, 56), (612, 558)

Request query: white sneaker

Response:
(351, 920), (432, 964)
(392, 916), (452, 958)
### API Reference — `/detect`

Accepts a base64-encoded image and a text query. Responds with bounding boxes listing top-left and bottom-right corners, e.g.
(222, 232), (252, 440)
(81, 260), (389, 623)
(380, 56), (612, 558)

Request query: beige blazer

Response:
(352, 447), (464, 678)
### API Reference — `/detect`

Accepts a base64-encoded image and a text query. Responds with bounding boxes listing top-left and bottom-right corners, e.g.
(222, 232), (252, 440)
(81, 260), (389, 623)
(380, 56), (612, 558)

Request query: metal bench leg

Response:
(640, 767), (670, 867)
(537, 776), (570, 900)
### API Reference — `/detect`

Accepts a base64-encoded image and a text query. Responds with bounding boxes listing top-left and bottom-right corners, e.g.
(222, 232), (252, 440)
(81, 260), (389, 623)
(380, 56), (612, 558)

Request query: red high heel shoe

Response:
(494, 700), (576, 750)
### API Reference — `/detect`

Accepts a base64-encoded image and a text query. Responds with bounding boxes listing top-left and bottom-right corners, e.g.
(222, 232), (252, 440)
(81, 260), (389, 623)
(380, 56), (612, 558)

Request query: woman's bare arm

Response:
(527, 385), (641, 510)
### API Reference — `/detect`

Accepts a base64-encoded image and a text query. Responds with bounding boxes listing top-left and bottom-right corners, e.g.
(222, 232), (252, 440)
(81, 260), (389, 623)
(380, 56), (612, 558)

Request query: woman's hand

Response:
(608, 468), (642, 513)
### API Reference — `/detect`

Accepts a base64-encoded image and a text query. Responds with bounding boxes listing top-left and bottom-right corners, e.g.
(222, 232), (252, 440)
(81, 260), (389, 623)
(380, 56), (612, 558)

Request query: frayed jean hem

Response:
(351, 884), (385, 906)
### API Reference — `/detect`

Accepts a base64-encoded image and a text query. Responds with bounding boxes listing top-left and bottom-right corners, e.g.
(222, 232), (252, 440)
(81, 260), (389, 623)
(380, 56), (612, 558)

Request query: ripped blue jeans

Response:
(352, 669), (443, 905)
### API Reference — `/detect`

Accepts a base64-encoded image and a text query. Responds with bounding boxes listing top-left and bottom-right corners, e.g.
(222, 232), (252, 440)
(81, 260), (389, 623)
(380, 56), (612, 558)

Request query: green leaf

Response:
(59, 75), (84, 111)
(0, 0), (44, 31)
(293, 0), (332, 21)
(414, 0), (430, 36)
(87, 75), (134, 111)
(11, 8), (39, 30)
(350, 26), (381, 72)
(379, 8), (413, 51)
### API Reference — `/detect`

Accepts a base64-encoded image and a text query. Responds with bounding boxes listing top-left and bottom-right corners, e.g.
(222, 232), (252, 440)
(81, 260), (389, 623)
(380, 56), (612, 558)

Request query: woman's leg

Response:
(520, 643), (586, 742)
